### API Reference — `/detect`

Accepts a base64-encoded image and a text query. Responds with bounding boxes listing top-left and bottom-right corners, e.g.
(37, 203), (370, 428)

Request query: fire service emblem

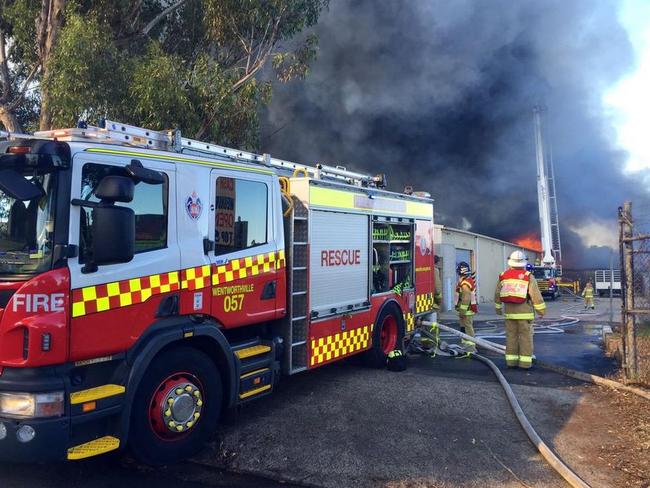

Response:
(186, 192), (203, 221)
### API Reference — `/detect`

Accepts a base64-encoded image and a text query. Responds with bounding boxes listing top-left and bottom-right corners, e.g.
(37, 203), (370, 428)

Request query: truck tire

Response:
(365, 305), (405, 368)
(129, 346), (222, 465)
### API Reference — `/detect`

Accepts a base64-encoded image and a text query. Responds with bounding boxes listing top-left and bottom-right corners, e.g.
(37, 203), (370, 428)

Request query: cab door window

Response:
(215, 177), (268, 256)
(79, 163), (168, 262)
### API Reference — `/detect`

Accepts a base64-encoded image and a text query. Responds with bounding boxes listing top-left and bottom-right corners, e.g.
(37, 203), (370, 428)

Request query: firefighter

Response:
(455, 261), (478, 351)
(433, 255), (442, 310)
(494, 251), (545, 369)
(582, 279), (595, 310)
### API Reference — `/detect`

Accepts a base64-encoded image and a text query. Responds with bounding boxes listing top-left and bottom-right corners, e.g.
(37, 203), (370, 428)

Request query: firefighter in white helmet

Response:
(494, 251), (546, 369)
(455, 261), (478, 352)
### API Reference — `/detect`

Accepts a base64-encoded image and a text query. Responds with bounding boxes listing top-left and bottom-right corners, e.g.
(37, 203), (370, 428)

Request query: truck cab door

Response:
(208, 170), (285, 328)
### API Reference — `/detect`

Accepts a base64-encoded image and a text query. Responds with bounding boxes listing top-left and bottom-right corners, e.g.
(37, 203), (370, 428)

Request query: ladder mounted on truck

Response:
(27, 119), (387, 189)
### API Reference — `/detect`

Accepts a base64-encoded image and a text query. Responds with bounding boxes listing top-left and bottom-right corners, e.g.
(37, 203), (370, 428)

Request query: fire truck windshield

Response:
(533, 268), (554, 280)
(0, 170), (57, 276)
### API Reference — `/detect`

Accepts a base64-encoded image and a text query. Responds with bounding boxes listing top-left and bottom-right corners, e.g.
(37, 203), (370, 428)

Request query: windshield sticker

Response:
(185, 191), (202, 221)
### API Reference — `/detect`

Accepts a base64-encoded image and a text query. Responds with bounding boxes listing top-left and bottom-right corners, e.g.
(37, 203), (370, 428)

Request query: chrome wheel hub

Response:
(161, 382), (203, 433)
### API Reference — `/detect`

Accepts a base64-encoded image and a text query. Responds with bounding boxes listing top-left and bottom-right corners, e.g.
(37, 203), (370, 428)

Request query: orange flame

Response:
(513, 233), (542, 252)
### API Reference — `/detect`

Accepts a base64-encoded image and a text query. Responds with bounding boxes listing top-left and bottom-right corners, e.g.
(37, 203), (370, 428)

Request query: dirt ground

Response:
(189, 296), (649, 488)
(594, 387), (650, 486)
(5, 297), (648, 488)
(192, 352), (650, 488)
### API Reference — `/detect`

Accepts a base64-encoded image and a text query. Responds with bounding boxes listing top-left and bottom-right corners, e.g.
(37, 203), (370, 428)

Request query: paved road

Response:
(191, 297), (622, 487)
(0, 456), (299, 488)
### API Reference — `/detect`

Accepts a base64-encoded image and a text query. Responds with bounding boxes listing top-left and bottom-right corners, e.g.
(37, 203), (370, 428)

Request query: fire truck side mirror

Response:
(74, 175), (136, 272)
(90, 205), (135, 267)
(126, 159), (165, 185)
(92, 176), (135, 266)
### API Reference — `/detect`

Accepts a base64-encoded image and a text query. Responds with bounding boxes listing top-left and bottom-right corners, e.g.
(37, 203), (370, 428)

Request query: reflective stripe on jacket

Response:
(455, 277), (478, 315)
(498, 269), (531, 303)
(494, 268), (546, 320)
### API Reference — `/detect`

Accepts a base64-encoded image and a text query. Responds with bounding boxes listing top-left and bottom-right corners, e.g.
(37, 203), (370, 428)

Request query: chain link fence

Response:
(619, 202), (650, 385)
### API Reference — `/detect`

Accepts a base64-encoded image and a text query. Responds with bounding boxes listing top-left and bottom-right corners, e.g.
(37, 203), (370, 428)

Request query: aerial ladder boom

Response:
(533, 107), (555, 267)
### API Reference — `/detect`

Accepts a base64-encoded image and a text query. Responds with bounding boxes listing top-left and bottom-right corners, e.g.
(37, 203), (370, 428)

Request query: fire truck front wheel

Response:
(129, 346), (222, 465)
(365, 305), (405, 368)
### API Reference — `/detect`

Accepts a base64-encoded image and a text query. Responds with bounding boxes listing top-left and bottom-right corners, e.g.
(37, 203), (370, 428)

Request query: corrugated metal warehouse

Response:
(434, 225), (541, 311)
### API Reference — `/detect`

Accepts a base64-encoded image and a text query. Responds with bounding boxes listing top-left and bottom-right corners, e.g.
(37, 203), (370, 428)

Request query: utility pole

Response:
(620, 202), (638, 381)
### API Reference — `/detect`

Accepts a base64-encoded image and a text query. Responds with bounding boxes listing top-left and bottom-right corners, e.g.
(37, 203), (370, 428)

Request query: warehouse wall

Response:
(433, 226), (541, 311)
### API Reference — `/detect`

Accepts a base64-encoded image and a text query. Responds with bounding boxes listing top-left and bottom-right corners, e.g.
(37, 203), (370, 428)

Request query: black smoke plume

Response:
(261, 0), (645, 268)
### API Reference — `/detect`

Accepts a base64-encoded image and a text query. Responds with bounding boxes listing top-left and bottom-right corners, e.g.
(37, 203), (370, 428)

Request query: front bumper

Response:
(0, 364), (125, 463)
(0, 415), (70, 462)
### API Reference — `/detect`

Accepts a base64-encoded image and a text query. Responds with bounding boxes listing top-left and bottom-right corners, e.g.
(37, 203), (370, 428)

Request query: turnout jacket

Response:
(494, 269), (546, 320)
(455, 276), (478, 316)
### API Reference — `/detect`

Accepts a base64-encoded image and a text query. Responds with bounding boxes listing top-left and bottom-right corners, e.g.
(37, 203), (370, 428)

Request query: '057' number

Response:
(223, 294), (244, 312)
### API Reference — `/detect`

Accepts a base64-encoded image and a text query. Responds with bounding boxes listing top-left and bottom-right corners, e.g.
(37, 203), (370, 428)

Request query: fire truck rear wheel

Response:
(365, 305), (405, 368)
(129, 346), (222, 465)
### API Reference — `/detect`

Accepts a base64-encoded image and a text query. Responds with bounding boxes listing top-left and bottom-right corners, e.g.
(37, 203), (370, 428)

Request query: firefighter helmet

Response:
(456, 261), (471, 276)
(387, 349), (408, 371)
(508, 250), (527, 268)
(525, 263), (534, 272)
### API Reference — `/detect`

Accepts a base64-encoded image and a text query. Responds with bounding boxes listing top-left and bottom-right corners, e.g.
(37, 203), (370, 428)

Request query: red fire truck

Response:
(0, 120), (435, 464)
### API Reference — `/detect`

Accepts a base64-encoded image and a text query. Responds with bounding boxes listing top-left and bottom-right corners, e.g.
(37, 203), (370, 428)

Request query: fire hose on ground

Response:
(426, 320), (650, 401)
(420, 320), (589, 487)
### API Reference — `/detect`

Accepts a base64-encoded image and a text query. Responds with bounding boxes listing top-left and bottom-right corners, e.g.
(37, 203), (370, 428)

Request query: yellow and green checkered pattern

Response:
(212, 249), (285, 285)
(310, 324), (373, 367)
(416, 292), (434, 314)
(405, 312), (415, 332)
(181, 265), (211, 290)
(72, 271), (181, 318)
(71, 249), (286, 318)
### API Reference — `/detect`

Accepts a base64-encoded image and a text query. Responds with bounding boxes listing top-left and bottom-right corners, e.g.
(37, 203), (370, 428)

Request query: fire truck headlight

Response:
(0, 392), (64, 418)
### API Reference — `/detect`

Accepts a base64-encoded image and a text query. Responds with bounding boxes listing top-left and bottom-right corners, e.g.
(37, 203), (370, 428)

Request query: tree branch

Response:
(142, 0), (187, 37)
(8, 63), (41, 111)
(195, 19), (281, 139)
(116, 0), (188, 46)
(231, 14), (282, 92)
(0, 30), (13, 103)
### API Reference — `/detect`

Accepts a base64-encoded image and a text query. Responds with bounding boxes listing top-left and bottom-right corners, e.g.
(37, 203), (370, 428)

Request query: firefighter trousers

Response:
(584, 297), (594, 309)
(458, 314), (475, 346)
(505, 319), (533, 369)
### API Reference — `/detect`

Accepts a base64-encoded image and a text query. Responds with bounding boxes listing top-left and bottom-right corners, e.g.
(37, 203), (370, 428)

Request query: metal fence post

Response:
(609, 249), (614, 329)
(620, 202), (638, 380)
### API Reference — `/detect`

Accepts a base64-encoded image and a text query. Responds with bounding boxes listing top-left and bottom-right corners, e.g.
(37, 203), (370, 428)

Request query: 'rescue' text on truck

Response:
(0, 120), (435, 464)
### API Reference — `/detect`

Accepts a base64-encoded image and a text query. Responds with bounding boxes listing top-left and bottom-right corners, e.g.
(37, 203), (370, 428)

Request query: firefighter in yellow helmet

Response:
(455, 261), (478, 352)
(494, 251), (546, 369)
(582, 279), (595, 310)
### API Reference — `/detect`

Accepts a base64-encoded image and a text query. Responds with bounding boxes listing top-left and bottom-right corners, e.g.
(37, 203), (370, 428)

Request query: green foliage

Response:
(45, 10), (125, 127)
(129, 44), (197, 131)
(0, 0), (328, 149)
